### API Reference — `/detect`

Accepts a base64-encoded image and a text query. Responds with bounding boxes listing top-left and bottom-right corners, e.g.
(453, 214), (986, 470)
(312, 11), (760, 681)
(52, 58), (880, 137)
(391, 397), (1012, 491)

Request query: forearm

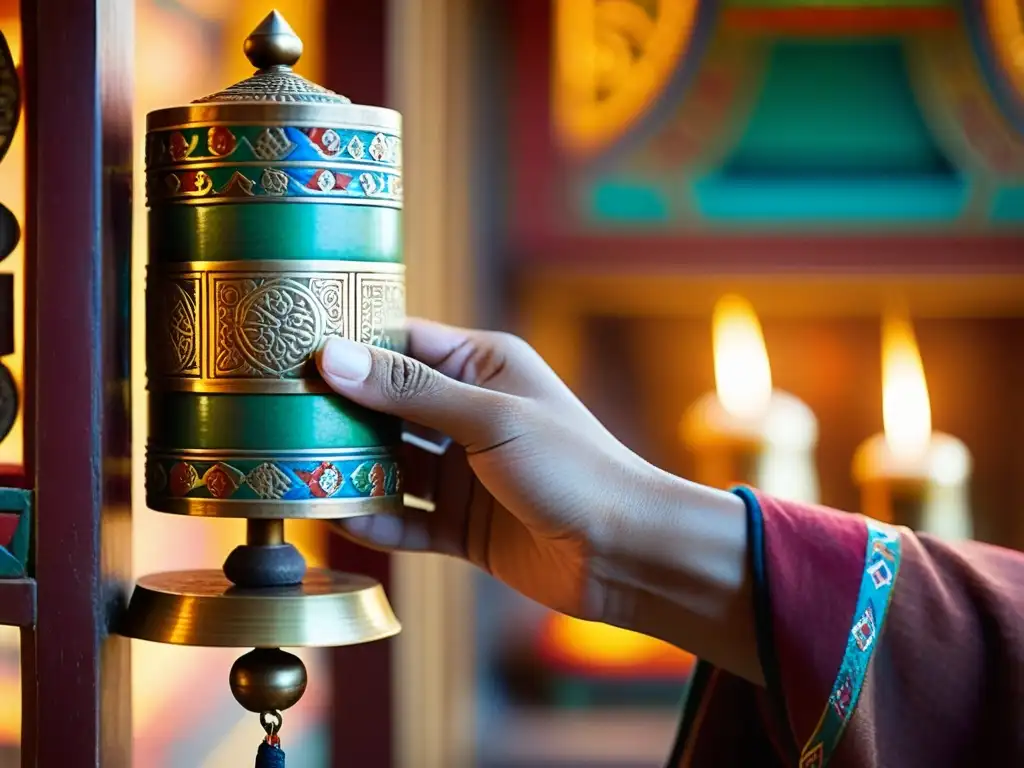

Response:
(589, 465), (763, 685)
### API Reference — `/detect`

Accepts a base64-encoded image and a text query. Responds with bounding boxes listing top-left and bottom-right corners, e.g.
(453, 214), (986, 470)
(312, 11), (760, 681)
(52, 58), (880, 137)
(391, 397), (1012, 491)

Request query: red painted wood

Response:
(21, 1), (134, 766)
(511, 0), (557, 241)
(512, 232), (1024, 273)
(0, 578), (34, 626)
(322, 3), (394, 766)
(504, 0), (1024, 272)
(0, 464), (28, 489)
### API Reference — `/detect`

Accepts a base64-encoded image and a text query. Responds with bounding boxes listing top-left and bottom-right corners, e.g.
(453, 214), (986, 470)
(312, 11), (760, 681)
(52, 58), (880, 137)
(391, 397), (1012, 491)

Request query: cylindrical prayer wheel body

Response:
(144, 68), (405, 520)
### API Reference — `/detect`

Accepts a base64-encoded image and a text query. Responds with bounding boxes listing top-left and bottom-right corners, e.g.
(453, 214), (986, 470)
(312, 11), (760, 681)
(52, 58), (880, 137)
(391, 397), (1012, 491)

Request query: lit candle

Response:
(681, 295), (820, 503)
(852, 313), (973, 539)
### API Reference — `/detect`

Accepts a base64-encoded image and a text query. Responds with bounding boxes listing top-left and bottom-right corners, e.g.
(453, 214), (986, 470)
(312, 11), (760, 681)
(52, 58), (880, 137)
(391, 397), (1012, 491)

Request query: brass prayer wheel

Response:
(122, 11), (403, 753)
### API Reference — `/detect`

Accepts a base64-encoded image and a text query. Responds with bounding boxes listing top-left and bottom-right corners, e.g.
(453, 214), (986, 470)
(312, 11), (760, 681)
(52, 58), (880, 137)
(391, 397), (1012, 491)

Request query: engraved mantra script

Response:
(148, 263), (405, 393)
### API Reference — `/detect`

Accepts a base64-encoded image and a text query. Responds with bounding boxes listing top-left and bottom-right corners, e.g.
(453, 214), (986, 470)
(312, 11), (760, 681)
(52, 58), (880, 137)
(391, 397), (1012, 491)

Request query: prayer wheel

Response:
(122, 11), (404, 763)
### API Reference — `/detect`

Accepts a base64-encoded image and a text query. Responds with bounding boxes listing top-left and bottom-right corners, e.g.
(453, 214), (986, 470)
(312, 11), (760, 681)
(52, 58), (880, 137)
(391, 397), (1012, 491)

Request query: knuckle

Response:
(378, 352), (436, 402)
(491, 331), (531, 354)
(463, 331), (534, 385)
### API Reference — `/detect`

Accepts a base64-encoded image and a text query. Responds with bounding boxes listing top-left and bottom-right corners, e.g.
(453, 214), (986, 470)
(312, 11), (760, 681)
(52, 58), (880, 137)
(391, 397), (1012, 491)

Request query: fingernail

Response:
(319, 336), (372, 382)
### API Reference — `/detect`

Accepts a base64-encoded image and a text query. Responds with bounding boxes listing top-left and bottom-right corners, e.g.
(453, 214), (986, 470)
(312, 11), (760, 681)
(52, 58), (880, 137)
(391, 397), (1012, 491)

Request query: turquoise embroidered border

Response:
(798, 520), (904, 768)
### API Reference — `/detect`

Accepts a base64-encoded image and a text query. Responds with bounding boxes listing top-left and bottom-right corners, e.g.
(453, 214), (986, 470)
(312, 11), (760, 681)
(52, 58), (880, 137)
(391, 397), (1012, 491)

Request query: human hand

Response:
(317, 319), (758, 680)
(317, 318), (660, 620)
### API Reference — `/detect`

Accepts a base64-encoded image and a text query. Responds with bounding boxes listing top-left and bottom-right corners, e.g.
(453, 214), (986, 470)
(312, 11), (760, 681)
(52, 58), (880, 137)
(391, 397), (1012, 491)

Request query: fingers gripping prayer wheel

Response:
(121, 11), (403, 764)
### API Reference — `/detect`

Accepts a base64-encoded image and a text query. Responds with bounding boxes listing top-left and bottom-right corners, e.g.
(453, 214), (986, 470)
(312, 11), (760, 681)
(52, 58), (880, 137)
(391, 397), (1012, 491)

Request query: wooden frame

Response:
(15, 0), (134, 766)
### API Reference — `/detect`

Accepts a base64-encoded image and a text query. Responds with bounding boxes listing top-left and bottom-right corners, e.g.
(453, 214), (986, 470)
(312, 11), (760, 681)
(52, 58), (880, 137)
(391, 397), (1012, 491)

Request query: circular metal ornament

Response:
(0, 204), (20, 263)
(0, 363), (17, 443)
(121, 568), (401, 648)
(0, 30), (20, 166)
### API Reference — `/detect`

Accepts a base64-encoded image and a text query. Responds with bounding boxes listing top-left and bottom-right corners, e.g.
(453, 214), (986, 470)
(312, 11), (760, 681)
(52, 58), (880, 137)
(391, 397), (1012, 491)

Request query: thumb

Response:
(317, 335), (517, 448)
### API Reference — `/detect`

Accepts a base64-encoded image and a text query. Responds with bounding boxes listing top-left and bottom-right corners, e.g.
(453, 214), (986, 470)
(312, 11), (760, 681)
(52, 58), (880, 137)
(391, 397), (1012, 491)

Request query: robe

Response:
(667, 488), (1024, 767)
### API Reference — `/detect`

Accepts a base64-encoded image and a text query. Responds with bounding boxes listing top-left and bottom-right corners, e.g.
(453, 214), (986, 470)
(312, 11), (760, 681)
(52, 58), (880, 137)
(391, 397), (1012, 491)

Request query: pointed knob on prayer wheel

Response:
(243, 10), (303, 70)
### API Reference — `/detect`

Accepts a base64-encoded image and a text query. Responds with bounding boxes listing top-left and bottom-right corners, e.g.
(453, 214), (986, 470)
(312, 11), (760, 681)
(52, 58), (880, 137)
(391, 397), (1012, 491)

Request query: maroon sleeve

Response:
(670, 489), (1024, 768)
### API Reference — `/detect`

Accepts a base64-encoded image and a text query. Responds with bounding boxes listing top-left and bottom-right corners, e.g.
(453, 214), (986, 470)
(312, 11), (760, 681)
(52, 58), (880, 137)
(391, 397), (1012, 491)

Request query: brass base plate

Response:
(120, 568), (400, 648)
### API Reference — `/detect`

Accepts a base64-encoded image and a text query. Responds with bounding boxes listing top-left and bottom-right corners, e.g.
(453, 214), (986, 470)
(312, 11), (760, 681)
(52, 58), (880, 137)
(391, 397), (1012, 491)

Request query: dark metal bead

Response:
(229, 648), (308, 713)
(222, 542), (307, 588)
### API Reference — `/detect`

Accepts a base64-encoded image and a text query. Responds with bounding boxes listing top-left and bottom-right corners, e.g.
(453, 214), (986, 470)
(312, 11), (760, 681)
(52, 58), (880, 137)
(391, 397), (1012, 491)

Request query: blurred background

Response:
(1, 0), (1024, 765)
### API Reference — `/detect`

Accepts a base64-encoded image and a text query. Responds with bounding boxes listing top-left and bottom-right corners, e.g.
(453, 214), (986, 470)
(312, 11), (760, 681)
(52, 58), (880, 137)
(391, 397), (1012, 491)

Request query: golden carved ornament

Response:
(553, 0), (700, 156)
(984, 0), (1024, 106)
(147, 260), (406, 394)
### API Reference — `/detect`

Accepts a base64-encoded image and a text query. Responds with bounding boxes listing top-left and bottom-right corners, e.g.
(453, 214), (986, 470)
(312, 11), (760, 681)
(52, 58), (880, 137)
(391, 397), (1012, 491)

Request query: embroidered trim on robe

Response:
(798, 520), (903, 767)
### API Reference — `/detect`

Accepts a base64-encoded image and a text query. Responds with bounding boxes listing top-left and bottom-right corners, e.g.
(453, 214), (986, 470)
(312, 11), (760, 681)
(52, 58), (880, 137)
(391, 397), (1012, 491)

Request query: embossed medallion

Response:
(148, 260), (404, 393)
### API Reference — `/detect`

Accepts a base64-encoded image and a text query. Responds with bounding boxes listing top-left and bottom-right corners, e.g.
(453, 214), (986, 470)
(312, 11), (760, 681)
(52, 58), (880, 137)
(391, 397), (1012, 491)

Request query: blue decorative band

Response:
(145, 125), (402, 206)
(798, 519), (903, 768)
(146, 126), (401, 168)
(145, 448), (402, 502)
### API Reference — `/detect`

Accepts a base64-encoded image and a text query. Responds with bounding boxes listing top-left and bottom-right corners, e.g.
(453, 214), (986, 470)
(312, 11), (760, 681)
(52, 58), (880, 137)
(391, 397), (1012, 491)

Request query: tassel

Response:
(256, 710), (286, 767)
(255, 739), (286, 768)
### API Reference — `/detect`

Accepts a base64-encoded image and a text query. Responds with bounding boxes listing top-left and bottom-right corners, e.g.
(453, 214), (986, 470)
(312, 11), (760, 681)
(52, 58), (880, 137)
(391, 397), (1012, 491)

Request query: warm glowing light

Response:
(539, 614), (693, 677)
(712, 295), (772, 421)
(881, 313), (932, 460)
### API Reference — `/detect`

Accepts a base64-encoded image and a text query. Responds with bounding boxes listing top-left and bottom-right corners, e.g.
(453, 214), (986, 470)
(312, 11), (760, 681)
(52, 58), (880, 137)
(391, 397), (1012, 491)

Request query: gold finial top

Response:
(244, 10), (303, 71)
(191, 9), (350, 105)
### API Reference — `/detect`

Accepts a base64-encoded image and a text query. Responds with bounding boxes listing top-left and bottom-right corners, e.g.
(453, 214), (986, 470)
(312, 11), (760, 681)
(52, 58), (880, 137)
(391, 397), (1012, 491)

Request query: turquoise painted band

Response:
(148, 204), (402, 263)
(148, 393), (401, 451)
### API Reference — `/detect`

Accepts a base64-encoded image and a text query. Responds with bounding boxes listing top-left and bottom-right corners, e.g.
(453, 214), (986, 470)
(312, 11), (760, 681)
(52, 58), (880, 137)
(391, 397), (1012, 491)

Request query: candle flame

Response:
(712, 295), (773, 420)
(881, 313), (932, 459)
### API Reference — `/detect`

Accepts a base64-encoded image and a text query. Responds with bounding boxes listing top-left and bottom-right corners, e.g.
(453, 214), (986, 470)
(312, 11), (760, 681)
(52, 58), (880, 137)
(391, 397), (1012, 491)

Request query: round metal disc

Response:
(120, 568), (400, 648)
(0, 363), (17, 443)
(0, 204), (20, 263)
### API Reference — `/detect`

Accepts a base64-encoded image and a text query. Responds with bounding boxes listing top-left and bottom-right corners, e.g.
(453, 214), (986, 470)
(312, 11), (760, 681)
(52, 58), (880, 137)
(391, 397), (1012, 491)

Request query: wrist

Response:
(587, 465), (762, 684)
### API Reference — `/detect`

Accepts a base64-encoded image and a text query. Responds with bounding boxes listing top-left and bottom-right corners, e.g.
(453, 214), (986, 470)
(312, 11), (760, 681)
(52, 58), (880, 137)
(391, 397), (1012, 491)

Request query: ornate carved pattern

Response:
(193, 69), (351, 105)
(147, 126), (401, 167)
(213, 276), (338, 378)
(145, 448), (402, 505)
(553, 0), (703, 155)
(147, 262), (404, 393)
(148, 275), (201, 379)
(356, 274), (406, 350)
(146, 126), (402, 206)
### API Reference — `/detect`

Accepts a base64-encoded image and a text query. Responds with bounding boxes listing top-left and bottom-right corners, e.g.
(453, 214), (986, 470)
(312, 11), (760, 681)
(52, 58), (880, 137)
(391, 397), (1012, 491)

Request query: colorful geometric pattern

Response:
(0, 488), (30, 578)
(145, 125), (402, 206)
(799, 519), (903, 767)
(146, 449), (401, 502)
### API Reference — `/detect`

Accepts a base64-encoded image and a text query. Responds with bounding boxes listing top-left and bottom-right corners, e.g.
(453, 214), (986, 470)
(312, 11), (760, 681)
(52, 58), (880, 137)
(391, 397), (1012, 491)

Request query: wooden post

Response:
(20, 0), (134, 765)
(322, 4), (395, 768)
(388, 0), (478, 766)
